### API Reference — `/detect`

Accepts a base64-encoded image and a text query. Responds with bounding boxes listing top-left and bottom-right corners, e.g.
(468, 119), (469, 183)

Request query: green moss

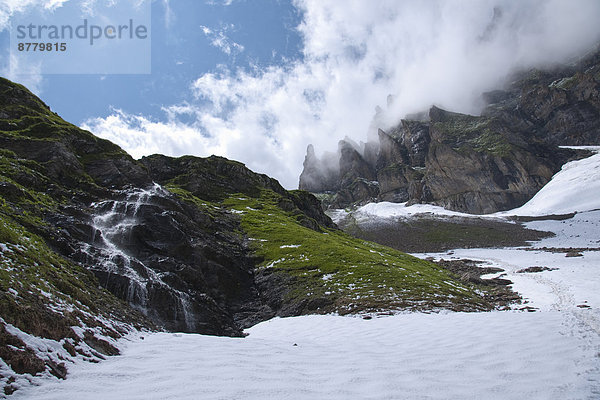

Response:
(0, 154), (62, 230)
(549, 75), (577, 90)
(0, 149), (17, 158)
(470, 131), (512, 157)
(0, 214), (89, 329)
(164, 184), (225, 221)
(433, 115), (513, 157)
(223, 189), (493, 314)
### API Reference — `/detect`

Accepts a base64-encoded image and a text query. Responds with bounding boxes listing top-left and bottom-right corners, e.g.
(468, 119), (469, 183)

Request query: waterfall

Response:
(77, 183), (195, 331)
(84, 183), (165, 310)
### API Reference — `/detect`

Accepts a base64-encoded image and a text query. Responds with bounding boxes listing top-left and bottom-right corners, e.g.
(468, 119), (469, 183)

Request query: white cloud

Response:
(162, 0), (174, 29)
(2, 54), (43, 94)
(81, 108), (219, 159)
(199, 23), (244, 56)
(206, 0), (235, 6)
(85, 0), (600, 189)
(0, 0), (69, 30)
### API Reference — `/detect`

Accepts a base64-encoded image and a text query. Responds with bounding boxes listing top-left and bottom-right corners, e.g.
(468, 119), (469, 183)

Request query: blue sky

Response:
(2, 0), (600, 188)
(2, 0), (303, 123)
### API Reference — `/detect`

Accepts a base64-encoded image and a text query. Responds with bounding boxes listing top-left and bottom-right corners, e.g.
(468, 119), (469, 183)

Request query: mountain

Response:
(0, 77), (514, 393)
(300, 46), (600, 214)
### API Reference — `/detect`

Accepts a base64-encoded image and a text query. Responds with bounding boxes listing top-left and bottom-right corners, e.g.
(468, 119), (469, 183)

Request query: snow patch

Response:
(501, 149), (600, 216)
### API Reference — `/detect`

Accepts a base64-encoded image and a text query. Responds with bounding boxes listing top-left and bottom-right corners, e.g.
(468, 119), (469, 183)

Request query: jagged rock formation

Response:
(298, 144), (339, 193)
(300, 46), (600, 213)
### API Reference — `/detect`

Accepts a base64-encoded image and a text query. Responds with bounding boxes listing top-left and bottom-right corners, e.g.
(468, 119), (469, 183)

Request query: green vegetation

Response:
(469, 131), (513, 157)
(0, 211), (145, 342)
(222, 189), (494, 314)
(433, 115), (513, 157)
(549, 75), (578, 90)
(0, 154), (60, 232)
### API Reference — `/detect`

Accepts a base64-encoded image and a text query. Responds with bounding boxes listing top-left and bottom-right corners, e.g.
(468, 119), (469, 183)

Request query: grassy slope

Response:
(221, 189), (495, 314)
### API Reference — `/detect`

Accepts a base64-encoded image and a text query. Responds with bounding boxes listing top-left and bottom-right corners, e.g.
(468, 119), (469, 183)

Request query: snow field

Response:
(505, 149), (600, 216)
(11, 311), (597, 400)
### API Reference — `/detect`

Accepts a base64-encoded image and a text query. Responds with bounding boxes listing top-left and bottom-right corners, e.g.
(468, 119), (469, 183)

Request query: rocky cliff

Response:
(0, 77), (510, 393)
(300, 46), (600, 213)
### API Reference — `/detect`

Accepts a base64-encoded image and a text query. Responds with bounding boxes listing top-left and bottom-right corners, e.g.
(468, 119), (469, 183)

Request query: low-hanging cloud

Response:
(82, 0), (600, 188)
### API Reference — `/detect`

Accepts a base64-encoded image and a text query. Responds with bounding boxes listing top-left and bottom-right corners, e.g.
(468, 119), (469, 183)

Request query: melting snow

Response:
(264, 258), (285, 268)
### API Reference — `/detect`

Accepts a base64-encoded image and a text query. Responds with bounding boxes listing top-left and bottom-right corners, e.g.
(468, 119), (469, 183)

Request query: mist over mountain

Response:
(300, 45), (600, 213)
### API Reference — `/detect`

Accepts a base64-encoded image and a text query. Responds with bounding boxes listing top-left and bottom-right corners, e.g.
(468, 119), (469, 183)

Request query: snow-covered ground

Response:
(11, 148), (600, 399)
(10, 311), (598, 400)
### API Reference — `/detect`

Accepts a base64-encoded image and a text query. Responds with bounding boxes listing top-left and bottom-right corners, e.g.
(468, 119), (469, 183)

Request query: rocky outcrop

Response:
(422, 106), (573, 213)
(299, 47), (600, 213)
(298, 144), (339, 193)
(483, 48), (600, 146)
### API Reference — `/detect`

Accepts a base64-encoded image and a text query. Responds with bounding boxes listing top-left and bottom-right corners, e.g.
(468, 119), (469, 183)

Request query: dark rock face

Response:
(423, 107), (570, 214)
(483, 49), (600, 146)
(338, 139), (376, 185)
(298, 144), (339, 193)
(0, 77), (334, 337)
(63, 185), (267, 336)
(299, 47), (600, 213)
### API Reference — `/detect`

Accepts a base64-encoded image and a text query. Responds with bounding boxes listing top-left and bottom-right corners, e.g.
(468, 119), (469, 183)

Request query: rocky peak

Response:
(298, 144), (340, 193)
(338, 138), (376, 186)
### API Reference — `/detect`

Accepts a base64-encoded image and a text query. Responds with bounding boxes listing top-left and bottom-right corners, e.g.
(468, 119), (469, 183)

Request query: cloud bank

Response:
(81, 1), (600, 187)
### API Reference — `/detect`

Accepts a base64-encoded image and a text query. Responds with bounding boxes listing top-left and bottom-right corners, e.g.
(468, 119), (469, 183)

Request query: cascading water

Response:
(77, 182), (196, 331)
